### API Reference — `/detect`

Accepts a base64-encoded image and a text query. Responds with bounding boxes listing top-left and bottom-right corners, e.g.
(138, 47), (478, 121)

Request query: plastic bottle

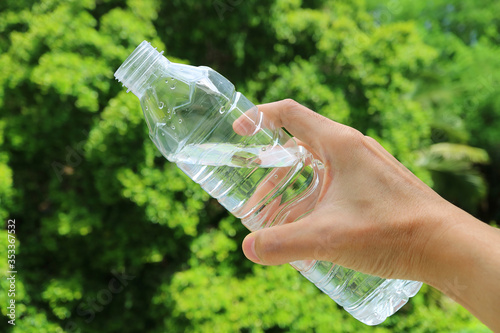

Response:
(114, 41), (422, 325)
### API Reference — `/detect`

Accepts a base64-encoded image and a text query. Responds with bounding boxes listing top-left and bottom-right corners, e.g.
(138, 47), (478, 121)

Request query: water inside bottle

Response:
(166, 139), (316, 226)
(172, 143), (300, 168)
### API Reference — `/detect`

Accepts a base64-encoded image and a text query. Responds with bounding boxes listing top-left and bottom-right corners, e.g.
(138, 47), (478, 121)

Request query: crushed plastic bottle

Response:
(114, 41), (422, 325)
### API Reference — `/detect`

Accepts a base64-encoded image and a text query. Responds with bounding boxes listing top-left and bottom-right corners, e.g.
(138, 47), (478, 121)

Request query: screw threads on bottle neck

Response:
(114, 41), (169, 97)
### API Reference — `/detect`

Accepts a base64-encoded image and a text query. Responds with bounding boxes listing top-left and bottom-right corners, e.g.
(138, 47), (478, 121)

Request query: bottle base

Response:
(344, 279), (422, 325)
(293, 259), (422, 325)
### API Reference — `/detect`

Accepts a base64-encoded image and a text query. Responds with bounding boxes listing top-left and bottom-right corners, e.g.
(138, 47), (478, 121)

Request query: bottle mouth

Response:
(114, 41), (167, 97)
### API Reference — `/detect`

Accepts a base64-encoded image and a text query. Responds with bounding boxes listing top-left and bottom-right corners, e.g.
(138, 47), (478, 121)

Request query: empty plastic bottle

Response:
(114, 41), (422, 325)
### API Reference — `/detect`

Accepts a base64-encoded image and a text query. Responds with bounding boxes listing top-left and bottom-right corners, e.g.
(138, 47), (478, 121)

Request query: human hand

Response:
(235, 99), (500, 332)
(238, 99), (457, 282)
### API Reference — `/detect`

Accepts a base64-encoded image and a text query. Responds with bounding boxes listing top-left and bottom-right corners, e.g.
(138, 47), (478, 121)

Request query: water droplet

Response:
(171, 125), (175, 130)
(159, 102), (164, 109)
(170, 77), (174, 81)
(172, 110), (176, 115)
(161, 132), (165, 136)
(178, 119), (182, 123)
(274, 175), (278, 179)
(170, 86), (175, 90)
(167, 109), (171, 114)
(219, 107), (225, 114)
(168, 115), (171, 119)
(262, 147), (267, 151)
(145, 106), (149, 110)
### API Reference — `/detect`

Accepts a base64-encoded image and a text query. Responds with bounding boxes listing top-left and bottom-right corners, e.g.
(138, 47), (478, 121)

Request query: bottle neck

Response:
(114, 41), (170, 98)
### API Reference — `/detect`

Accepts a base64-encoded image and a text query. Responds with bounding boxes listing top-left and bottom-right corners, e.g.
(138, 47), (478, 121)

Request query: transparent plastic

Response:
(114, 41), (423, 325)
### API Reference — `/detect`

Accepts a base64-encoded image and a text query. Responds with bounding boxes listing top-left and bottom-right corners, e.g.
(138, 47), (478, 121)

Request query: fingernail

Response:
(243, 235), (261, 263)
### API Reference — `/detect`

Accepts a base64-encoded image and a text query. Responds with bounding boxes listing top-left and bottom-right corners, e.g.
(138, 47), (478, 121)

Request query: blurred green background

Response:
(0, 0), (498, 332)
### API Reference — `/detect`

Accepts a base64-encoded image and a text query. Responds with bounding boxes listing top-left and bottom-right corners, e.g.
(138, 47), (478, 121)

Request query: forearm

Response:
(422, 205), (500, 332)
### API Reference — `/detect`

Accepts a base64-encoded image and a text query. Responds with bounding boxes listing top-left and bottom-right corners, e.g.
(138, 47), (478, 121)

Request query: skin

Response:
(238, 99), (500, 332)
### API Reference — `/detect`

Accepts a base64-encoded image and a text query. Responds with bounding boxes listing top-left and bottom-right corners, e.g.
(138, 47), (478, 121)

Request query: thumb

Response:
(242, 218), (321, 265)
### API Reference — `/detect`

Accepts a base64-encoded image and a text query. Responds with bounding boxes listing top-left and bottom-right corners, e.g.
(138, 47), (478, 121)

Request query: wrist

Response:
(418, 203), (496, 296)
(418, 204), (500, 331)
(415, 202), (477, 289)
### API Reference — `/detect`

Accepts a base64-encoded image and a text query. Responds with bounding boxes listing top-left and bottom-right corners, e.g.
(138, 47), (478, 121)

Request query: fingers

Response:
(232, 106), (262, 136)
(233, 99), (363, 166)
(256, 99), (350, 154)
(242, 216), (323, 265)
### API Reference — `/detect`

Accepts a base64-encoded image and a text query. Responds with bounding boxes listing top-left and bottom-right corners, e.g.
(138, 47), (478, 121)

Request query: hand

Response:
(238, 99), (447, 280)
(237, 99), (491, 278)
(238, 99), (500, 331)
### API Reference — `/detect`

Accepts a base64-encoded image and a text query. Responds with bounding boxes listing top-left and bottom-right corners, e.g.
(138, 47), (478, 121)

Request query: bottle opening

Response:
(114, 41), (168, 97)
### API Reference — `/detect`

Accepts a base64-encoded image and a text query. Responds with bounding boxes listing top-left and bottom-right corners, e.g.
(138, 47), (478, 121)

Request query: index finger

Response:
(238, 99), (348, 154)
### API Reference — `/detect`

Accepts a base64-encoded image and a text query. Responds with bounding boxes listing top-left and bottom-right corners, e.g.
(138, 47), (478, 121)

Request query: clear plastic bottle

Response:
(114, 41), (422, 325)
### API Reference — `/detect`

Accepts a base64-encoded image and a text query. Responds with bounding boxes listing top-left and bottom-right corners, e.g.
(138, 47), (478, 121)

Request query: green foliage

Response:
(0, 120), (13, 221)
(370, 0), (500, 222)
(250, 1), (437, 172)
(417, 143), (490, 213)
(0, 0), (496, 332)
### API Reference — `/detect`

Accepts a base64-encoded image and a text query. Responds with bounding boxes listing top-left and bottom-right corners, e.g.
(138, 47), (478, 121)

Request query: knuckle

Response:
(281, 98), (301, 110)
(363, 135), (377, 143)
(362, 135), (381, 148)
(279, 99), (309, 127)
(340, 127), (364, 146)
